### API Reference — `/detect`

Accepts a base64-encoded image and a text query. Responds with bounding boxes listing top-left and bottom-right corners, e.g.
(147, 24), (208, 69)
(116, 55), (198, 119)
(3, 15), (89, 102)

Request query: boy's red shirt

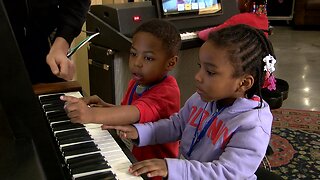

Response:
(121, 75), (180, 161)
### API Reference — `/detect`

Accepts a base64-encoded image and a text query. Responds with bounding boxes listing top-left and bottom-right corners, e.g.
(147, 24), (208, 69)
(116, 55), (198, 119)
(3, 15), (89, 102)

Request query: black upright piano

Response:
(0, 1), (145, 179)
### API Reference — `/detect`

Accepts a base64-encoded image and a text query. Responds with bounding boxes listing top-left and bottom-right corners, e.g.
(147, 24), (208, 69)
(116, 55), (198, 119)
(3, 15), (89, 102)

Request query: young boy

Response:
(61, 19), (182, 174)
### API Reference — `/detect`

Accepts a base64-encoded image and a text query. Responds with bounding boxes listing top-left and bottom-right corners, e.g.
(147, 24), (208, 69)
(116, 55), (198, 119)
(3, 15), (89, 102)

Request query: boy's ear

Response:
(166, 56), (178, 71)
(237, 74), (254, 92)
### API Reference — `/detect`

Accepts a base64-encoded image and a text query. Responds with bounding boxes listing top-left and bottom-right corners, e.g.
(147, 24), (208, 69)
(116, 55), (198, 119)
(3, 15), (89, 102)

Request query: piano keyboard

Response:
(180, 31), (198, 41)
(38, 91), (143, 180)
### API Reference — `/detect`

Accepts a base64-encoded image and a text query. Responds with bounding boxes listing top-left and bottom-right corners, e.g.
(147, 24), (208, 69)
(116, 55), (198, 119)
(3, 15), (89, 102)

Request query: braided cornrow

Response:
(207, 24), (276, 106)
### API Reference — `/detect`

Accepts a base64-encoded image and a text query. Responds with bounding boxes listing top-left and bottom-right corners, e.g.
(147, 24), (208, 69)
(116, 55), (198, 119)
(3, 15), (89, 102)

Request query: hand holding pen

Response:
(46, 32), (100, 81)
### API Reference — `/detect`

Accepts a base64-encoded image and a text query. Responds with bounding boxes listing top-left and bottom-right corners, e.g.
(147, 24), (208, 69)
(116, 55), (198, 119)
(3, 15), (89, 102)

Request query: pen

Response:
(67, 32), (100, 58)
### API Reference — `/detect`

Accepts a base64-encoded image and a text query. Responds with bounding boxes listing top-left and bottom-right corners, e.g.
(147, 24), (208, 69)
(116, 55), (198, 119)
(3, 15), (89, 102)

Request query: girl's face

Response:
(195, 41), (245, 103)
(129, 32), (172, 86)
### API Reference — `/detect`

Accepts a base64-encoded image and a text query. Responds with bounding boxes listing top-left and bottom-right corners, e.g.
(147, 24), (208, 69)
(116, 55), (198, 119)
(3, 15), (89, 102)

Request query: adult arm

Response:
(47, 0), (91, 80)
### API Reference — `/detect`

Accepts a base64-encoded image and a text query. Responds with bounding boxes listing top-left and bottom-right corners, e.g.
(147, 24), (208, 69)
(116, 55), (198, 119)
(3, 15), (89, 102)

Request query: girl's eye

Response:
(144, 56), (154, 61)
(207, 71), (215, 76)
(197, 63), (201, 68)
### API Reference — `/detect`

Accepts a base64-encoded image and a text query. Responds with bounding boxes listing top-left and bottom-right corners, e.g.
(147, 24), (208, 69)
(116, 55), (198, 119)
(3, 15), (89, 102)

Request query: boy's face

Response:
(129, 32), (172, 86)
(195, 41), (243, 102)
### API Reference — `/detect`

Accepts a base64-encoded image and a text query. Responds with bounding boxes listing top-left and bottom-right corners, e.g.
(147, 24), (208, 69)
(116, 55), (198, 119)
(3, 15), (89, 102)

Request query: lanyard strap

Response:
(128, 83), (138, 105)
(187, 105), (226, 157)
(127, 76), (167, 105)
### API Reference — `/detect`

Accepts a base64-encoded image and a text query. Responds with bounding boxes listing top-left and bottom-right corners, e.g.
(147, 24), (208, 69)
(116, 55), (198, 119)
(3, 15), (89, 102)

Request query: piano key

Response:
(62, 142), (97, 154)
(59, 135), (93, 145)
(67, 153), (105, 165)
(39, 93), (64, 102)
(44, 103), (65, 112)
(74, 171), (116, 180)
(71, 161), (110, 175)
(69, 157), (106, 170)
(73, 169), (114, 180)
(49, 117), (70, 124)
(52, 122), (84, 129)
(56, 128), (88, 139)
(47, 110), (68, 118)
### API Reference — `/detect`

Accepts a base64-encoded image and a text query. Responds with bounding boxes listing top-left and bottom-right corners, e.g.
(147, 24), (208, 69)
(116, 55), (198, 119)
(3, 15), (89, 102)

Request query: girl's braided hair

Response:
(208, 24), (276, 107)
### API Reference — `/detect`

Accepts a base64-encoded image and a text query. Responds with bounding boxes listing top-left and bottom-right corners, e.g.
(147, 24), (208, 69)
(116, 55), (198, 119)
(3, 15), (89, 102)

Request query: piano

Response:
(34, 82), (145, 180)
(0, 1), (145, 179)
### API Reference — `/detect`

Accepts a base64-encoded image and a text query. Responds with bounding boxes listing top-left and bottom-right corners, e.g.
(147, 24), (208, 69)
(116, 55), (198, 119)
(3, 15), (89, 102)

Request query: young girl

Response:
(103, 24), (277, 179)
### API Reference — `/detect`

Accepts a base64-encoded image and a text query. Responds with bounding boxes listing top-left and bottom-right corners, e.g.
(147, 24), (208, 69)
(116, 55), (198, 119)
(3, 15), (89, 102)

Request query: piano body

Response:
(0, 1), (145, 179)
(85, 0), (238, 105)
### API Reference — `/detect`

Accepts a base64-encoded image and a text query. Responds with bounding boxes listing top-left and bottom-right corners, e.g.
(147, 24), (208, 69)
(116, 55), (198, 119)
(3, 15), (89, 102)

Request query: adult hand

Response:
(129, 159), (168, 178)
(60, 95), (93, 124)
(101, 125), (138, 139)
(47, 37), (75, 81)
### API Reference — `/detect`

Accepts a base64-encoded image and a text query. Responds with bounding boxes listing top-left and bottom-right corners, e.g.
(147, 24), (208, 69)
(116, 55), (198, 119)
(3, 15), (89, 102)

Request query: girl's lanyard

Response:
(187, 104), (227, 157)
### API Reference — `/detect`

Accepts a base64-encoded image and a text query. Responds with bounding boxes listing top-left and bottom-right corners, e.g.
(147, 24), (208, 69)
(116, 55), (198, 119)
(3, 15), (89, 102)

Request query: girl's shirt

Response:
(134, 93), (273, 180)
(198, 12), (269, 41)
(121, 75), (180, 162)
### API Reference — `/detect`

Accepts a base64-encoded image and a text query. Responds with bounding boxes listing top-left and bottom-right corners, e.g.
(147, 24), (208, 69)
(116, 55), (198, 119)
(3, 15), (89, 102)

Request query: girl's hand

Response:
(129, 159), (168, 178)
(101, 125), (138, 139)
(60, 95), (93, 124)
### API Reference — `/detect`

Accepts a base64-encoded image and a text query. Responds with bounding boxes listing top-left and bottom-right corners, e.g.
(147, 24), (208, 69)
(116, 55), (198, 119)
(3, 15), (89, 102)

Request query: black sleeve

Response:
(56, 0), (91, 45)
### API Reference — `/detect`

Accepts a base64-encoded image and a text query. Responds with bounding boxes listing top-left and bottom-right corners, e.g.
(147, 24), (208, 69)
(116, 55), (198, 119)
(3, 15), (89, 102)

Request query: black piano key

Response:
(67, 153), (104, 165)
(74, 171), (116, 180)
(48, 115), (70, 123)
(59, 135), (93, 145)
(56, 129), (88, 139)
(41, 98), (65, 106)
(52, 122), (84, 132)
(39, 93), (64, 102)
(63, 142), (99, 156)
(56, 129), (89, 141)
(47, 110), (67, 118)
(44, 104), (65, 112)
(71, 161), (110, 175)
(68, 155), (105, 169)
(62, 142), (96, 152)
(63, 146), (99, 157)
(52, 121), (76, 128)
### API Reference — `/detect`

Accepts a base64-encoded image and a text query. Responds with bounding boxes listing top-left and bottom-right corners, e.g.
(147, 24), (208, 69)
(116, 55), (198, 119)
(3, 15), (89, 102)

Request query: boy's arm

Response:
(90, 105), (140, 125)
(62, 95), (140, 125)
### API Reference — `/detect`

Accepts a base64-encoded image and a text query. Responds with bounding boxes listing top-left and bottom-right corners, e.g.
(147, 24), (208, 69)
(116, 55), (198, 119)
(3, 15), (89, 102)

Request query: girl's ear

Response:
(238, 74), (254, 92)
(166, 56), (178, 71)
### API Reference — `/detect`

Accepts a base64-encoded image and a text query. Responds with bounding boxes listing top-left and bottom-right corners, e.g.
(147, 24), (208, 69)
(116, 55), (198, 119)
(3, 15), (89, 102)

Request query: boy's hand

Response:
(82, 95), (114, 107)
(129, 159), (168, 178)
(60, 95), (93, 124)
(101, 125), (138, 139)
